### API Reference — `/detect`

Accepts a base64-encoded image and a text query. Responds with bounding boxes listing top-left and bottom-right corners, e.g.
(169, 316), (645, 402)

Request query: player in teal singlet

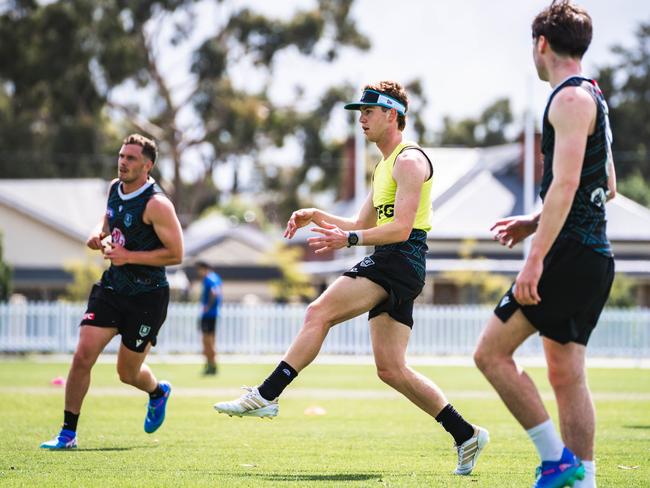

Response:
(40, 134), (184, 449)
(474, 3), (616, 487)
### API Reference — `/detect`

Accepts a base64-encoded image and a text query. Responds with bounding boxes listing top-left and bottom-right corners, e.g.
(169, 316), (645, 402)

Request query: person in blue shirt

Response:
(196, 261), (223, 375)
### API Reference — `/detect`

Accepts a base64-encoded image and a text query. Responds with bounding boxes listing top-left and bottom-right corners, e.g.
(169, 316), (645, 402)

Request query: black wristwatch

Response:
(347, 231), (359, 247)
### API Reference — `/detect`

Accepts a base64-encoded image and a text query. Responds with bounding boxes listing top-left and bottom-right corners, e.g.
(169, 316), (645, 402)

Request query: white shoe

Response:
(213, 386), (279, 418)
(454, 426), (489, 475)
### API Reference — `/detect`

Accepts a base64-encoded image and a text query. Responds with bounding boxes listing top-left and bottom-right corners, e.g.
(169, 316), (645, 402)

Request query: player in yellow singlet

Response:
(214, 81), (488, 475)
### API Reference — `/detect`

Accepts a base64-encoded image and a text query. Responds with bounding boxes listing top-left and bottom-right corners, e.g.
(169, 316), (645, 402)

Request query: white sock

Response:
(526, 419), (564, 461)
(574, 460), (596, 488)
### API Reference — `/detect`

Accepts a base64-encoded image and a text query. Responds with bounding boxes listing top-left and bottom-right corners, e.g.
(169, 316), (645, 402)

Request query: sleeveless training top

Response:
(371, 141), (433, 282)
(540, 76), (613, 257)
(372, 141), (433, 232)
(101, 177), (169, 295)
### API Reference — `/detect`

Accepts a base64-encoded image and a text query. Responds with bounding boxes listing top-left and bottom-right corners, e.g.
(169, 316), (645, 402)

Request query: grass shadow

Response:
(623, 425), (650, 430)
(249, 473), (382, 482)
(47, 445), (155, 452)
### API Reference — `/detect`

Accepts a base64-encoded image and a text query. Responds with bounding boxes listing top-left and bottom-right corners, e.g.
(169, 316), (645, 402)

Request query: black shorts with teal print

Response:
(343, 230), (428, 328)
(80, 283), (170, 352)
(494, 237), (614, 345)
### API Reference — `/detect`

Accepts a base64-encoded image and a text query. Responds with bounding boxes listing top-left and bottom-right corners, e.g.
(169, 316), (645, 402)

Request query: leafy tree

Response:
(0, 230), (11, 301)
(606, 273), (637, 308)
(62, 259), (104, 302)
(0, 0), (371, 221)
(617, 171), (650, 208)
(437, 98), (513, 147)
(595, 19), (650, 180)
(265, 244), (315, 303)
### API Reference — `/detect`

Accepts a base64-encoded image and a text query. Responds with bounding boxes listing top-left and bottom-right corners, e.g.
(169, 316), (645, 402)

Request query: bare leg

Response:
(282, 276), (388, 371)
(116, 343), (157, 393)
(544, 339), (594, 460)
(65, 326), (117, 414)
(370, 314), (448, 417)
(202, 332), (216, 366)
(474, 311), (548, 429)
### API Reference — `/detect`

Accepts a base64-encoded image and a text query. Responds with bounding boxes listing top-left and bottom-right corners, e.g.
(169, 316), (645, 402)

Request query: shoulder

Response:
(549, 86), (596, 128)
(144, 193), (177, 221)
(394, 147), (429, 178)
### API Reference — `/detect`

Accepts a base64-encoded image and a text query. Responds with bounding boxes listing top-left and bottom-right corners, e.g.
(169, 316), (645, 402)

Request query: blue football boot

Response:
(534, 447), (585, 488)
(40, 429), (77, 449)
(144, 381), (171, 434)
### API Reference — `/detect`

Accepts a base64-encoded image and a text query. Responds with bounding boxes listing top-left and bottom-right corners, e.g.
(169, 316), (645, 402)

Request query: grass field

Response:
(0, 358), (648, 487)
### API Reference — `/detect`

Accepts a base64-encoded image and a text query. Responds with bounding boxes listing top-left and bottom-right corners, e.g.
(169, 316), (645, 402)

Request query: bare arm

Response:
(284, 191), (376, 239)
(514, 87), (594, 305)
(306, 149), (429, 253)
(86, 179), (116, 251)
(104, 195), (184, 266)
(606, 155), (617, 201)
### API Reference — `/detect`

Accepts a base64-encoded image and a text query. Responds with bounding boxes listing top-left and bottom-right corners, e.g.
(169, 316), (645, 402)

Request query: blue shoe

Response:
(40, 429), (77, 449)
(534, 447), (585, 487)
(144, 381), (171, 434)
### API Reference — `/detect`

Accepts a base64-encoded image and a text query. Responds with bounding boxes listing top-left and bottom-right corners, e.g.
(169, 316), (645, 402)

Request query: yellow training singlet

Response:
(372, 141), (433, 232)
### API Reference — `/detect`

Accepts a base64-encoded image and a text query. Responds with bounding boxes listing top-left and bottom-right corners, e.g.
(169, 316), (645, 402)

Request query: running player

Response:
(473, 2), (616, 487)
(214, 81), (489, 475)
(41, 134), (184, 449)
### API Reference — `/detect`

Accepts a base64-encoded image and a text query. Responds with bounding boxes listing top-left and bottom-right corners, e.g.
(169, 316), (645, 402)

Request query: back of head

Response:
(364, 81), (408, 131)
(532, 0), (592, 58)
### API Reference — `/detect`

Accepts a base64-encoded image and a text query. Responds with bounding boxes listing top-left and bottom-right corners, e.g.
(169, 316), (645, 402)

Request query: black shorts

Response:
(494, 238), (614, 345)
(80, 283), (170, 352)
(199, 316), (218, 334)
(343, 250), (424, 328)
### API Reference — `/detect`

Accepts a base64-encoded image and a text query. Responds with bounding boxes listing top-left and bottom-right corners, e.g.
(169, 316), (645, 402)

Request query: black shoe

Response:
(203, 364), (218, 376)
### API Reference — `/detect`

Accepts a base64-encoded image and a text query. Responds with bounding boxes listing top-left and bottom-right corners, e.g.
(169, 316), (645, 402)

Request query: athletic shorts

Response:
(80, 283), (170, 352)
(199, 316), (218, 334)
(494, 237), (614, 345)
(343, 250), (424, 328)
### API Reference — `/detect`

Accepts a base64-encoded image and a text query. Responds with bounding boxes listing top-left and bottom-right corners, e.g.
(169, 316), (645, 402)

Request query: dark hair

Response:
(196, 260), (210, 269)
(123, 133), (157, 164)
(364, 81), (408, 131)
(532, 0), (592, 58)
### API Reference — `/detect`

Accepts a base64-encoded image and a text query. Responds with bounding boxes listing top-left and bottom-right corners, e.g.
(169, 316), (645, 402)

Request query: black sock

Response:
(63, 410), (79, 433)
(257, 361), (298, 401)
(149, 383), (164, 399)
(435, 403), (475, 445)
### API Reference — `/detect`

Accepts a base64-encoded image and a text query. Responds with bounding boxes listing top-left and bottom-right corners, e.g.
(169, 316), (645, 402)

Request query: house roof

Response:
(0, 178), (108, 242)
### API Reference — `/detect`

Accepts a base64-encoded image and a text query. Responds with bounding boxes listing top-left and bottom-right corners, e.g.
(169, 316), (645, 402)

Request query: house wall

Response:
(0, 205), (99, 267)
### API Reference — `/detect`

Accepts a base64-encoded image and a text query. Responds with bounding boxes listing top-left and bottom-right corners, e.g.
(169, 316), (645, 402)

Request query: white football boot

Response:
(214, 386), (279, 418)
(454, 426), (490, 475)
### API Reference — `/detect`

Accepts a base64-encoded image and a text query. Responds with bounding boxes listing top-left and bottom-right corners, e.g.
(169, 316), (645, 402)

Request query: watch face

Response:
(348, 232), (359, 246)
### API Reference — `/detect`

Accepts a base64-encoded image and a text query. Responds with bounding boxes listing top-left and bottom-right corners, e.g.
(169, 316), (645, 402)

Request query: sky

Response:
(224, 0), (648, 130)
(151, 0), (650, 187)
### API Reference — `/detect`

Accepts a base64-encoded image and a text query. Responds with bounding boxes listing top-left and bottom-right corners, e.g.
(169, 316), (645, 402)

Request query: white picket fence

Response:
(0, 302), (649, 358)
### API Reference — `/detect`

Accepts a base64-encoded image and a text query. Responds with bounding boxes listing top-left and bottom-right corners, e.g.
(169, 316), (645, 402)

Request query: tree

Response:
(0, 0), (371, 221)
(595, 19), (650, 181)
(437, 98), (513, 147)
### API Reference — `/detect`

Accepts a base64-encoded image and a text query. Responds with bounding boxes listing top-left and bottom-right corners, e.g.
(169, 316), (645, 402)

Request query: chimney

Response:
(517, 131), (544, 183)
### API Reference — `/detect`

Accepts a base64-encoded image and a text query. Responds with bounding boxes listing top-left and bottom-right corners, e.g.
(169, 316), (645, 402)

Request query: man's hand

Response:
(103, 241), (131, 266)
(307, 221), (348, 254)
(491, 215), (537, 248)
(284, 208), (316, 239)
(513, 257), (543, 305)
(87, 231), (108, 251)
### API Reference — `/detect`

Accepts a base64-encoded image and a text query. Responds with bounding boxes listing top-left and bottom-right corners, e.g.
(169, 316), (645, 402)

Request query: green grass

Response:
(0, 359), (649, 487)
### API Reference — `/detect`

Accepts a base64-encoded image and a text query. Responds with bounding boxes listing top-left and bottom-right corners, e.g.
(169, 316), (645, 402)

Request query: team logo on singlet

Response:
(106, 207), (114, 219)
(124, 213), (133, 227)
(590, 187), (607, 208)
(111, 228), (126, 247)
(138, 324), (151, 337)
